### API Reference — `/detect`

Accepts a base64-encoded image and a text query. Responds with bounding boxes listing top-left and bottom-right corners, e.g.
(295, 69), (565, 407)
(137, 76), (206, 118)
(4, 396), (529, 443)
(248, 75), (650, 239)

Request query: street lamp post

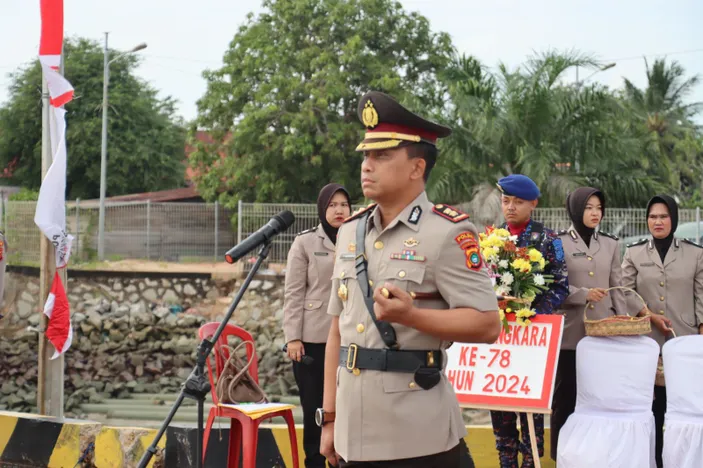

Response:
(97, 32), (147, 260)
(580, 62), (616, 85)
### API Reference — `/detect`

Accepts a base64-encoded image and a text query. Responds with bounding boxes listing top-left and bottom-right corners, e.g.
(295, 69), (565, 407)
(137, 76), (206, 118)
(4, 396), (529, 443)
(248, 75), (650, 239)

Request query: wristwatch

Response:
(315, 408), (335, 427)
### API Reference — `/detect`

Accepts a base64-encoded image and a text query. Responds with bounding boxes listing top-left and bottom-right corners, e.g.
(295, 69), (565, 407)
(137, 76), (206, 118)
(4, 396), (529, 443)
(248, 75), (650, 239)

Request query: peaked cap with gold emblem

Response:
(355, 91), (452, 151)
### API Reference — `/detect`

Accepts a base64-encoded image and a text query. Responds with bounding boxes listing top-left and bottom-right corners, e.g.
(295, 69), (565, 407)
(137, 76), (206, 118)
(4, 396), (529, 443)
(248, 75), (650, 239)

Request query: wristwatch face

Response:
(315, 408), (324, 427)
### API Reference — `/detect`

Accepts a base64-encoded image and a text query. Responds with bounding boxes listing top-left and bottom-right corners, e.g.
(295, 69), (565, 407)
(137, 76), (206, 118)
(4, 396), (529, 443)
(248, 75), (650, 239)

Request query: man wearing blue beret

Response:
(490, 174), (569, 468)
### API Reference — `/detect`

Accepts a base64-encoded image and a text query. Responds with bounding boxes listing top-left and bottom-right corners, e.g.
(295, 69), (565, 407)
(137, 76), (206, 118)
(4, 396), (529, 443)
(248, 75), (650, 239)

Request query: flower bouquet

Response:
(479, 226), (554, 332)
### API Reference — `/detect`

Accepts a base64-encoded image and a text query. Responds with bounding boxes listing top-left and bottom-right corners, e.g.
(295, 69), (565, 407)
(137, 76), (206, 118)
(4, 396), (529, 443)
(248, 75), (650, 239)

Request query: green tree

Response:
(623, 58), (703, 198)
(189, 0), (453, 206)
(0, 37), (186, 199)
(431, 50), (667, 218)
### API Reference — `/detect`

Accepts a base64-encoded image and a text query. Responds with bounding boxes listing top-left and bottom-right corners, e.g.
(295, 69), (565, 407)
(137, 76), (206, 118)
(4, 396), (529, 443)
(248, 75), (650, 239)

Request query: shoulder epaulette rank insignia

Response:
(432, 204), (470, 223)
(296, 227), (316, 237)
(343, 203), (377, 223)
(627, 238), (648, 248)
(598, 230), (619, 241)
(682, 238), (703, 249)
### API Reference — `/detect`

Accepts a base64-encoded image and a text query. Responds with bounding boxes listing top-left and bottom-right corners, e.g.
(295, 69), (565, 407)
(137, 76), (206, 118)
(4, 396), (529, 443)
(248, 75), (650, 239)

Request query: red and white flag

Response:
(35, 0), (74, 269)
(43, 272), (72, 359)
(38, 0), (74, 107)
(35, 0), (74, 358)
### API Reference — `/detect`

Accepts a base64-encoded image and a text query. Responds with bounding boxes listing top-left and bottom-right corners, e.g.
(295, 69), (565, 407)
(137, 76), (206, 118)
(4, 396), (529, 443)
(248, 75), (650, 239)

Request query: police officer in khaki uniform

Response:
(550, 187), (632, 460)
(317, 91), (501, 468)
(284, 183), (352, 467)
(621, 194), (703, 468)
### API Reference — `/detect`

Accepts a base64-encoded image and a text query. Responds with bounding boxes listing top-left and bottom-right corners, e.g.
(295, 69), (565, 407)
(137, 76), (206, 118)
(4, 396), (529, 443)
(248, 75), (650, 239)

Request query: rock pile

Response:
(0, 274), (296, 416)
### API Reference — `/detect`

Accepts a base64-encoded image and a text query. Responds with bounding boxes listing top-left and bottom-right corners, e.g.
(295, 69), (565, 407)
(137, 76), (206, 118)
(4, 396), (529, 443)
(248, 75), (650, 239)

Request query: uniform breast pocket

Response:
(382, 372), (424, 394)
(303, 300), (323, 312)
(378, 265), (426, 291)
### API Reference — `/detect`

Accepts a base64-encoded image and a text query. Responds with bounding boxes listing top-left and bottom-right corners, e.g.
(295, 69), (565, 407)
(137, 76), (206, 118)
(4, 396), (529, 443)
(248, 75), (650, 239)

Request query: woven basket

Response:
(583, 286), (652, 337)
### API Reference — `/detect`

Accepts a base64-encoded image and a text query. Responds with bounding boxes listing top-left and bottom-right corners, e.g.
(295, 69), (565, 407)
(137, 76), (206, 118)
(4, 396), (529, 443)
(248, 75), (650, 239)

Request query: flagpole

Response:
(37, 55), (65, 419)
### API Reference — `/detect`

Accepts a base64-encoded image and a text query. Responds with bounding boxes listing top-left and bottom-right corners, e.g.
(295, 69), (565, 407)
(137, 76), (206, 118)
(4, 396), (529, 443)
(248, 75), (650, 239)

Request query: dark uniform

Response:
(490, 175), (569, 468)
(323, 91), (498, 468)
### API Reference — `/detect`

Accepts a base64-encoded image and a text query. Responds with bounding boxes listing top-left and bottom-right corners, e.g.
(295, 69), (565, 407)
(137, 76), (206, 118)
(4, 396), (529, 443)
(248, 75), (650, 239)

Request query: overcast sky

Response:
(2, 0), (702, 123)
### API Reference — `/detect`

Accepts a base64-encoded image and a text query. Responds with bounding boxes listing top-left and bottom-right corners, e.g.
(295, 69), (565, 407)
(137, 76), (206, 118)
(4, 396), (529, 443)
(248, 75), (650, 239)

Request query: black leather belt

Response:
(339, 344), (443, 373)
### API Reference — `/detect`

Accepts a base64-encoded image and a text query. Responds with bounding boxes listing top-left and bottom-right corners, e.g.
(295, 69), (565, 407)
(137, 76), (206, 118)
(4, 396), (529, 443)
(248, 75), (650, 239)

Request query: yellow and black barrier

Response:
(0, 410), (101, 467)
(1, 410), (555, 467)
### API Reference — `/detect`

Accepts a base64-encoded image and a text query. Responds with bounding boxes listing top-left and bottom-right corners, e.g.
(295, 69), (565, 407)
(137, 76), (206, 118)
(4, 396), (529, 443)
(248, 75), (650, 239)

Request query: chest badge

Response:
(348, 243), (356, 252)
(338, 284), (348, 301)
(403, 237), (419, 248)
(390, 249), (426, 262)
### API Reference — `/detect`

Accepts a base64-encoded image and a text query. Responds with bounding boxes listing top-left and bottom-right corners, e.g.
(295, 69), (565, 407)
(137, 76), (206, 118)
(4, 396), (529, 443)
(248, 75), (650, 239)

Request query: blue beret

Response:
(497, 174), (540, 201)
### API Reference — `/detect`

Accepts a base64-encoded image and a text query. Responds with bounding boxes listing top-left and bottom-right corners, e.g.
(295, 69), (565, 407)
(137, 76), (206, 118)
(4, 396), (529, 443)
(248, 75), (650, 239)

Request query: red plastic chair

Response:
(199, 322), (299, 468)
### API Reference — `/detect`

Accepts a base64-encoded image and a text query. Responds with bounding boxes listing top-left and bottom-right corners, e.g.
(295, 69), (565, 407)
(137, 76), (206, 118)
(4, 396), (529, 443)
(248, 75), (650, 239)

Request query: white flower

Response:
(534, 274), (545, 286)
(509, 235), (519, 242)
(495, 284), (510, 296)
(501, 272), (514, 286)
(499, 260), (509, 269)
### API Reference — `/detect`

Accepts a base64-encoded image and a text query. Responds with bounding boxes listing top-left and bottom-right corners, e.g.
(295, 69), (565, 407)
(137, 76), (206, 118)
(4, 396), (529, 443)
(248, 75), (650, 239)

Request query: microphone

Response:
(224, 210), (295, 264)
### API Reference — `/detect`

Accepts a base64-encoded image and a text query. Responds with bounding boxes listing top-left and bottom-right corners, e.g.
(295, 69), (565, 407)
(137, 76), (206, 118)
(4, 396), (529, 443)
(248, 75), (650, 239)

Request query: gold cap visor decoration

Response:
(355, 91), (452, 152)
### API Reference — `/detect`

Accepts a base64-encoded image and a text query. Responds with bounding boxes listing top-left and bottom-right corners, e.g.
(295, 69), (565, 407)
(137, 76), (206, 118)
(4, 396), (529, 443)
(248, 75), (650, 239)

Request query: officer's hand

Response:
(286, 340), (305, 362)
(650, 314), (673, 334)
(587, 288), (608, 303)
(373, 283), (413, 325)
(320, 423), (339, 466)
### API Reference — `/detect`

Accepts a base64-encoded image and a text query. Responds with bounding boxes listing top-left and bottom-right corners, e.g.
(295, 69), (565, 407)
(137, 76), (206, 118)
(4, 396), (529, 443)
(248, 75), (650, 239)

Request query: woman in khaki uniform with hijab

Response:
(622, 194), (703, 468)
(550, 187), (631, 461)
(283, 183), (351, 468)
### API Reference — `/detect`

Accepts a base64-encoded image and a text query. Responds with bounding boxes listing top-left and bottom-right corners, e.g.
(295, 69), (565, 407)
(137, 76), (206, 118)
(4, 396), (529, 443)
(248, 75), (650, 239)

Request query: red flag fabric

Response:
(39, 0), (64, 57)
(43, 272), (72, 358)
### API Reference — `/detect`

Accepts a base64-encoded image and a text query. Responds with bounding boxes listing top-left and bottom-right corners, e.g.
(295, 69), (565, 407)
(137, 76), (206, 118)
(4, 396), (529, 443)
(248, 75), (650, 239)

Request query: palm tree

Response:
(622, 58), (702, 196)
(430, 50), (661, 219)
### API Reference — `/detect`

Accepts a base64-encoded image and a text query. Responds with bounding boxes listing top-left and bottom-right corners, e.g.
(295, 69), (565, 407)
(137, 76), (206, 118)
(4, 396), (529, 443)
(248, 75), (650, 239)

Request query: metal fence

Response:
(1, 199), (700, 267)
(0, 199), (236, 265)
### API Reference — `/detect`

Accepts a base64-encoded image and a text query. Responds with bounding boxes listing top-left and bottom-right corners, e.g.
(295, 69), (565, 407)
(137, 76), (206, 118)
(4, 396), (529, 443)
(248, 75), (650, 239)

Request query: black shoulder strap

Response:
(355, 212), (399, 349)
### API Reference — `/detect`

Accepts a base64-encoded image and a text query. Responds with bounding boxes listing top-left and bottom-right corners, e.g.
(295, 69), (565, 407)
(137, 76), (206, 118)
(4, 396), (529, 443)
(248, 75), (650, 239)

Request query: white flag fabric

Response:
(34, 104), (74, 268)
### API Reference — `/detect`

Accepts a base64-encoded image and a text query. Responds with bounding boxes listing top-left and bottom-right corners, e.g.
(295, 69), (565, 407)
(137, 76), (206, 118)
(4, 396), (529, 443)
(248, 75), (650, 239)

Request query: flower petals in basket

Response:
(583, 286), (652, 337)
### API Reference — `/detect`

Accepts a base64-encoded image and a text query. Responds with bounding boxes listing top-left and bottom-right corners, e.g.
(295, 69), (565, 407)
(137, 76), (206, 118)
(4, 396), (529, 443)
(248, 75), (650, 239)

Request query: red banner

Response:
(445, 314), (564, 411)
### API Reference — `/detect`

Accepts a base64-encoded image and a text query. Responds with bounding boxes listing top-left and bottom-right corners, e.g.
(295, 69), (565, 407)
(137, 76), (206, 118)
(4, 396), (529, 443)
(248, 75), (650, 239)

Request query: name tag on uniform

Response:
(640, 262), (656, 267)
(314, 252), (329, 256)
(572, 252), (587, 257)
(339, 253), (355, 261)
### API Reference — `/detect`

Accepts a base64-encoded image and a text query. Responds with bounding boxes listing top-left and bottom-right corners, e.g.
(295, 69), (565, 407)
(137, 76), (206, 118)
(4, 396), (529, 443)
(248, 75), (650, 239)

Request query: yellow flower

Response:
(520, 319), (532, 327)
(494, 228), (511, 238)
(539, 257), (546, 269)
(515, 308), (536, 319)
(528, 249), (543, 263)
(511, 258), (532, 273)
(506, 308), (512, 313)
(480, 234), (505, 249)
(499, 309), (505, 321)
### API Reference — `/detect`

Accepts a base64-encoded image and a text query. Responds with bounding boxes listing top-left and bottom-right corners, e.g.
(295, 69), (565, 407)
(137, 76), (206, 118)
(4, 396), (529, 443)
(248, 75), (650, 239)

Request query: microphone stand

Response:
(138, 241), (273, 468)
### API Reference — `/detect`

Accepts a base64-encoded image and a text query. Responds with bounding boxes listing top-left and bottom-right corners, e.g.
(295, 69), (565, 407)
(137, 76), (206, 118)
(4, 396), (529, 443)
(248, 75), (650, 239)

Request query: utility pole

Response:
(37, 54), (66, 418)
